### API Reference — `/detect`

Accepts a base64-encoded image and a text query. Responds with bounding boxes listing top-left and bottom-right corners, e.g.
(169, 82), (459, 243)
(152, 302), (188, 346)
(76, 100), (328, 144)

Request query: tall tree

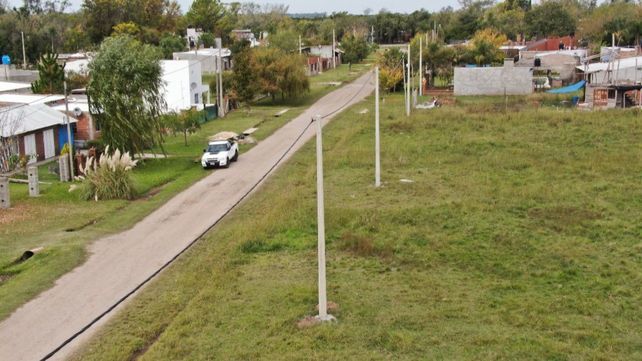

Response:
(186, 0), (224, 33)
(466, 28), (507, 65)
(88, 35), (165, 155)
(230, 42), (257, 109)
(341, 34), (369, 64)
(525, 1), (576, 38)
(31, 52), (65, 94)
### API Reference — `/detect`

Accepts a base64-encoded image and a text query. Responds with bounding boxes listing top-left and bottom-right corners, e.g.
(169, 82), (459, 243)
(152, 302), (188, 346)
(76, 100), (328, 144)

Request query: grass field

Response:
(74, 93), (641, 360)
(0, 62), (372, 321)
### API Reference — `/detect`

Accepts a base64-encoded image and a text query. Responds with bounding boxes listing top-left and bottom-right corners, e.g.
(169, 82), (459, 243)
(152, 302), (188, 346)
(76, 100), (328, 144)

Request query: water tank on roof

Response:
(1, 55), (10, 65)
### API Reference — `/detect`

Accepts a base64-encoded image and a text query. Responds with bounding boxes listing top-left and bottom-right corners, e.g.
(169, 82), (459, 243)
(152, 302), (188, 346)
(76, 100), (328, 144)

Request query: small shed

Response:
(0, 104), (77, 163)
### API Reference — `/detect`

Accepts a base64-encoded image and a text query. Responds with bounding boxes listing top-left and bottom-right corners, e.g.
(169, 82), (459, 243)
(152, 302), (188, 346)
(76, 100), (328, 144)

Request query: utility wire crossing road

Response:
(0, 71), (375, 361)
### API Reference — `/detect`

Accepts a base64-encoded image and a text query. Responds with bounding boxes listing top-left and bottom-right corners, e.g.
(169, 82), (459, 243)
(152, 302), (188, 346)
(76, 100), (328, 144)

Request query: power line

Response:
(39, 73), (373, 360)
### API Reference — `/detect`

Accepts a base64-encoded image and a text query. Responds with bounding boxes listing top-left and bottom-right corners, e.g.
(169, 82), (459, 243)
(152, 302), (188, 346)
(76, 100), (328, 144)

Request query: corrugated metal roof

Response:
(578, 56), (642, 74)
(0, 81), (31, 93)
(0, 103), (77, 137)
(0, 94), (65, 104)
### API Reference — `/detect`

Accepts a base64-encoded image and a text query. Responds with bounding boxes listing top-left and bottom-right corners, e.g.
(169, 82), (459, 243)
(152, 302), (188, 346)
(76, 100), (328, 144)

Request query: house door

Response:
(24, 134), (37, 164)
(43, 129), (55, 159)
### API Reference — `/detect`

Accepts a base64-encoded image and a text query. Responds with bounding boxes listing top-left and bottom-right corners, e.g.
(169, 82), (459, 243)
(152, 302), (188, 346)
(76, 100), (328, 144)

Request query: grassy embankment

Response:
(75, 93), (641, 360)
(0, 61), (373, 321)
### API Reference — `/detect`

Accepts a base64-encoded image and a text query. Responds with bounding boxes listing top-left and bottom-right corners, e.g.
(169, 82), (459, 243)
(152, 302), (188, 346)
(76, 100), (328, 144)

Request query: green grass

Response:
(0, 63), (372, 321)
(73, 94), (641, 360)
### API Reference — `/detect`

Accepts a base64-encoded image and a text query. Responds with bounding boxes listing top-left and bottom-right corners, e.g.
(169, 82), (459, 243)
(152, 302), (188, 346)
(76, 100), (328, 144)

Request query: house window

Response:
(194, 93), (199, 104)
(608, 89), (616, 99)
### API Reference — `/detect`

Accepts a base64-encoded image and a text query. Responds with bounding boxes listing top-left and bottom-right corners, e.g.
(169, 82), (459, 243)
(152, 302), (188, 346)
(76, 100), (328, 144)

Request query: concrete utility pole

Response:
(0, 176), (9, 209)
(406, 44), (411, 116)
(314, 115), (335, 322)
(375, 67), (381, 188)
(21, 32), (27, 69)
(28, 166), (39, 197)
(419, 37), (423, 97)
(299, 35), (302, 54)
(332, 29), (336, 69)
(63, 80), (75, 179)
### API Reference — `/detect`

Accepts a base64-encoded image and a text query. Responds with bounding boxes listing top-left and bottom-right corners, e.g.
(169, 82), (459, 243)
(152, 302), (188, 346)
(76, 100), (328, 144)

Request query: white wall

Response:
(161, 60), (206, 113)
(454, 61), (533, 96)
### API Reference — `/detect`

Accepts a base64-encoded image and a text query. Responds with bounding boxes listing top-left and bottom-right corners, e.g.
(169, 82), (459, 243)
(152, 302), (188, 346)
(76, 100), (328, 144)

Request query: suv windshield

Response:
(207, 143), (228, 153)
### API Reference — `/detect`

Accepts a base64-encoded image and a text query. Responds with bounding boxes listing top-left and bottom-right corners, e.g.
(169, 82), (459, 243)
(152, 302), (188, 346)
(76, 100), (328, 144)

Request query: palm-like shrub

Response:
(78, 147), (138, 201)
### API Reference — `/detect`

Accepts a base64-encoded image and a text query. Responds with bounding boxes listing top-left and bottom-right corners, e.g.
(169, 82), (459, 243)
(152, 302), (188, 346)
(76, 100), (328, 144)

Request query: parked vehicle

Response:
(201, 140), (239, 169)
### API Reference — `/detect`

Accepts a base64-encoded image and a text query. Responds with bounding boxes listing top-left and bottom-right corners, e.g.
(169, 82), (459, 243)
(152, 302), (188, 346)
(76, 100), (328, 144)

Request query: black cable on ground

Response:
(40, 72), (373, 360)
(320, 71), (374, 119)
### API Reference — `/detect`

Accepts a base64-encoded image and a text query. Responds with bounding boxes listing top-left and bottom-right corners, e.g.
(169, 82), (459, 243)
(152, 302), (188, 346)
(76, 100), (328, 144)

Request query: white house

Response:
(160, 60), (209, 113)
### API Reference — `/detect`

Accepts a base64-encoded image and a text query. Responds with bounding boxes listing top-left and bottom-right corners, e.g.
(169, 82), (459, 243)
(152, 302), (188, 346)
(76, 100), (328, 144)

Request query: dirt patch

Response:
(0, 273), (14, 284)
(0, 203), (34, 226)
(297, 316), (320, 329)
(528, 206), (603, 226)
(137, 182), (172, 201)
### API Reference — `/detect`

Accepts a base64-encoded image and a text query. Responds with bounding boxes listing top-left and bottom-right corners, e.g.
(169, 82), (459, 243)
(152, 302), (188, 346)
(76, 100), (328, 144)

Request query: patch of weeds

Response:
(338, 231), (392, 258)
(239, 239), (285, 254)
(388, 121), (415, 133)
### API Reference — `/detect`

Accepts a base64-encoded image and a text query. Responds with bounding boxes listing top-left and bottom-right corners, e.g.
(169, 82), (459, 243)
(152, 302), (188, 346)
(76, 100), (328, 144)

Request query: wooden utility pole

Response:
(63, 80), (75, 179)
(332, 29), (336, 69)
(21, 32), (27, 69)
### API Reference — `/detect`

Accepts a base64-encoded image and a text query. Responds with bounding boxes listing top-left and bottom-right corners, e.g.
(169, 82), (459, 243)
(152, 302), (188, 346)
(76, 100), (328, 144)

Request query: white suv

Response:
(201, 140), (239, 169)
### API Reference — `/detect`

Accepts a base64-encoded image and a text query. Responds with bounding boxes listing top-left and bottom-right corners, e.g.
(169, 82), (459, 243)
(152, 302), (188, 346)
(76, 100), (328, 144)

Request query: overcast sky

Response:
(6, 0), (462, 14)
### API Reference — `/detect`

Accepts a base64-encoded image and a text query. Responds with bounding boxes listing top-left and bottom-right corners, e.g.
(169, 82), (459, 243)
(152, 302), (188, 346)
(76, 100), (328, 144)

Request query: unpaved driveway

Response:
(0, 71), (374, 361)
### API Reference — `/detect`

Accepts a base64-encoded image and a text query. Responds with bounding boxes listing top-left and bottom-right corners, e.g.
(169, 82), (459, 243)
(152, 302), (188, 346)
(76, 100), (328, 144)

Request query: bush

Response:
(78, 147), (138, 201)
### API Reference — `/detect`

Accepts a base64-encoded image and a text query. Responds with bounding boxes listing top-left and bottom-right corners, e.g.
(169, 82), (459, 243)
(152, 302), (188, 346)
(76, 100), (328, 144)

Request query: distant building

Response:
(301, 45), (343, 74)
(518, 49), (586, 82)
(578, 56), (642, 85)
(578, 56), (642, 109)
(172, 48), (232, 74)
(160, 60), (209, 113)
(186, 28), (203, 49)
(600, 47), (639, 62)
(231, 30), (260, 47)
(454, 59), (533, 96)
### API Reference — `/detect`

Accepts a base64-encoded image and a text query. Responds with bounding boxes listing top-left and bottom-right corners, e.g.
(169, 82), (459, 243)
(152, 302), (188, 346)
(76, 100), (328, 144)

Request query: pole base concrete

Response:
(315, 314), (337, 323)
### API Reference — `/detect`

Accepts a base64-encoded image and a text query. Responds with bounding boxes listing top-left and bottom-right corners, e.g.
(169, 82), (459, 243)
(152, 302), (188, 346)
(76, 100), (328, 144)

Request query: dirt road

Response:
(0, 71), (374, 361)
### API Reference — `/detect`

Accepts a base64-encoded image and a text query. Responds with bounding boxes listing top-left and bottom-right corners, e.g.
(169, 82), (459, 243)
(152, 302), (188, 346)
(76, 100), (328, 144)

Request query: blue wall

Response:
(58, 125), (75, 152)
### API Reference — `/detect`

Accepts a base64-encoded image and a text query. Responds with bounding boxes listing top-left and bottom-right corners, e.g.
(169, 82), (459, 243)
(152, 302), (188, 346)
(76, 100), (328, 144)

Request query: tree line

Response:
(2, 1), (641, 67)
